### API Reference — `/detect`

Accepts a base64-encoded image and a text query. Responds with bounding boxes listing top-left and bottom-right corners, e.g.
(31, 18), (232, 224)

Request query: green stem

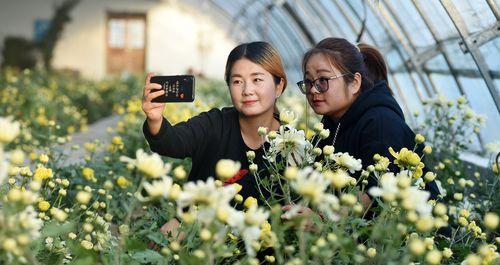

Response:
(114, 176), (145, 265)
(252, 172), (272, 209)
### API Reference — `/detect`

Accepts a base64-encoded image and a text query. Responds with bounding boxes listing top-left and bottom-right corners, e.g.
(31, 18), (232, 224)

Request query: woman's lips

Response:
(243, 100), (258, 105)
(312, 99), (325, 106)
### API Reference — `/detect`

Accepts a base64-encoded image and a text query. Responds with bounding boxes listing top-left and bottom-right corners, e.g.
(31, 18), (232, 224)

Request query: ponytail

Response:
(358, 43), (393, 95)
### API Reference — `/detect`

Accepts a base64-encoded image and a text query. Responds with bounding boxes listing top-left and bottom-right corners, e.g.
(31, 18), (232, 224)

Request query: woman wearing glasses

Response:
(297, 37), (439, 204)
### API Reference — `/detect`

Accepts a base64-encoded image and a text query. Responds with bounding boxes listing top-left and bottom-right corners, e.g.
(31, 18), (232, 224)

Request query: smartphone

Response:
(150, 75), (195, 103)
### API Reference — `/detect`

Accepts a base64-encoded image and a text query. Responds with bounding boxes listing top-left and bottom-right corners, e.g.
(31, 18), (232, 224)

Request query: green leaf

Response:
(146, 232), (168, 246)
(41, 221), (76, 237)
(130, 249), (164, 264)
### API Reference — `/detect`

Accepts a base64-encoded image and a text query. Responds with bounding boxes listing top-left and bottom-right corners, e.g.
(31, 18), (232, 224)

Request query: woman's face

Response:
(229, 58), (283, 117)
(304, 53), (360, 120)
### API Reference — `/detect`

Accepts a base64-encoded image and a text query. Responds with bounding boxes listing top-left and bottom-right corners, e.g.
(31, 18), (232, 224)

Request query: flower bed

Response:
(0, 72), (498, 264)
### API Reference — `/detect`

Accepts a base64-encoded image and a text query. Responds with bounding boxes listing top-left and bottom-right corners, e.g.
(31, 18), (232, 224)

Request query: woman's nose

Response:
(242, 83), (255, 95)
(308, 83), (321, 94)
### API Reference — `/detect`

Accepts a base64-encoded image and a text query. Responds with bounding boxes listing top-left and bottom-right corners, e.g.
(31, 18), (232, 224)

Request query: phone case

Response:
(151, 75), (195, 103)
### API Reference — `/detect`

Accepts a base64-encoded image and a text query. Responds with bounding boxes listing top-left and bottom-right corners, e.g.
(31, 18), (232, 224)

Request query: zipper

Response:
(332, 123), (341, 148)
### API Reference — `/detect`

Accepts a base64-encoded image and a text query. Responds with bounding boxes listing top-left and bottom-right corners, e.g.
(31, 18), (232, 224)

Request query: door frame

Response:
(105, 11), (147, 74)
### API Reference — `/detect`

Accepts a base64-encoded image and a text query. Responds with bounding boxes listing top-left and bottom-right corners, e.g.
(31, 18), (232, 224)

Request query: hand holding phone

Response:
(141, 73), (166, 135)
(150, 75), (195, 103)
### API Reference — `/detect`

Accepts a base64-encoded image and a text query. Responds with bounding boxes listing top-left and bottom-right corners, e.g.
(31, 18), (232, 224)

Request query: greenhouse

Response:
(0, 0), (499, 264)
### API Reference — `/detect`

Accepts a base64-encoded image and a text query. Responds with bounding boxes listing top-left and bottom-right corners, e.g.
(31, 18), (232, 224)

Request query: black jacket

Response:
(143, 107), (274, 204)
(318, 81), (440, 199)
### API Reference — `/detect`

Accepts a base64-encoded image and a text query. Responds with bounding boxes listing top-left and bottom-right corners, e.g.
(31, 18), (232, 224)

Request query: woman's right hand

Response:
(160, 218), (186, 241)
(142, 73), (166, 135)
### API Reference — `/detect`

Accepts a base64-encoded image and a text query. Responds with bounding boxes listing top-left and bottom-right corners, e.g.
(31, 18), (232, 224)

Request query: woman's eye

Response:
(233, 80), (242, 85)
(254, 78), (263, 82)
(319, 77), (329, 84)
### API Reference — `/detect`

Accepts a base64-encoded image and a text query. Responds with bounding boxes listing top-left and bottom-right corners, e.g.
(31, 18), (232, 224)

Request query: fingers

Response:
(143, 83), (162, 97)
(146, 89), (165, 102)
(150, 102), (165, 108)
(143, 72), (160, 99)
(143, 87), (164, 105)
(145, 72), (156, 85)
(281, 205), (315, 221)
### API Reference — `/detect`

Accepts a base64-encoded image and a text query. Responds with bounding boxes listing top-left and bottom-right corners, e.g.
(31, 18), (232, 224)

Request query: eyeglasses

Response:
(296, 74), (349, 94)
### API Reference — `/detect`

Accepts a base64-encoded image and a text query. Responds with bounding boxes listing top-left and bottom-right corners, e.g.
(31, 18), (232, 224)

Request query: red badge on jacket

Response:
(223, 169), (248, 186)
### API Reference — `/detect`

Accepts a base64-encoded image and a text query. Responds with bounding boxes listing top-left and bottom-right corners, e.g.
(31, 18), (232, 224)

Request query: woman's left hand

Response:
(281, 205), (321, 231)
(281, 205), (314, 219)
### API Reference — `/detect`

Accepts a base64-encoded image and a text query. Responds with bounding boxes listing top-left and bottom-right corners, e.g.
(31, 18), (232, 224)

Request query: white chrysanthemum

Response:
(17, 206), (43, 238)
(137, 175), (174, 201)
(401, 187), (432, 217)
(215, 159), (241, 180)
(241, 226), (261, 257)
(279, 97), (306, 123)
(224, 206), (245, 228)
(267, 125), (312, 166)
(316, 194), (340, 221)
(120, 149), (171, 179)
(290, 167), (329, 204)
(233, 205), (269, 257)
(434, 180), (446, 197)
(245, 205), (269, 226)
(330, 152), (362, 173)
(456, 198), (479, 220)
(0, 116), (21, 144)
(369, 173), (398, 202)
(178, 178), (235, 207)
(279, 109), (297, 124)
(177, 178), (237, 225)
(286, 167), (341, 221)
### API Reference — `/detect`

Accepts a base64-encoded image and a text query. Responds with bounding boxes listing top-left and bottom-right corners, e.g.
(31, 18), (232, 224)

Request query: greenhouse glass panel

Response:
(460, 76), (500, 148)
(317, 0), (358, 40)
(479, 38), (500, 95)
(334, 0), (379, 45)
(425, 55), (462, 98)
(429, 73), (462, 100)
(393, 73), (425, 115)
(415, 1), (458, 40)
(452, 0), (497, 33)
(286, 1), (329, 42)
(273, 7), (311, 50)
(381, 0), (435, 48)
(345, 0), (392, 48)
(386, 1), (435, 48)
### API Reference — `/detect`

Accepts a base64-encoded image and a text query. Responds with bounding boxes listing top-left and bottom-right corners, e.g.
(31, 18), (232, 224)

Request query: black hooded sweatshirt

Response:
(318, 80), (440, 199)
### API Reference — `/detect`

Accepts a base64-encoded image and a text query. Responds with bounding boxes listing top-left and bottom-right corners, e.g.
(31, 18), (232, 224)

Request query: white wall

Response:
(146, 3), (236, 78)
(0, 0), (236, 80)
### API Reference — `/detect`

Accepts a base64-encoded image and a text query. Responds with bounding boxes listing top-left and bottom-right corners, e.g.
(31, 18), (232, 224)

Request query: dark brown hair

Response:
(302, 37), (392, 94)
(225, 41), (287, 92)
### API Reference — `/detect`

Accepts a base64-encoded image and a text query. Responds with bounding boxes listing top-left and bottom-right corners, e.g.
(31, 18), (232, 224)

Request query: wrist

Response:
(147, 116), (163, 123)
(146, 117), (163, 136)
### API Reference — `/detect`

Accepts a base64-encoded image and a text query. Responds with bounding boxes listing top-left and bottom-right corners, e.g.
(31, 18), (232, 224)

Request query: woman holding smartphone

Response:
(298, 37), (440, 203)
(142, 41), (286, 207)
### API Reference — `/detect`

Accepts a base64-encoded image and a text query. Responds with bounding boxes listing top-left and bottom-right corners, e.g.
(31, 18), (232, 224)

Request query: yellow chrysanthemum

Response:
(244, 196), (258, 209)
(82, 167), (96, 182)
(38, 200), (51, 212)
(116, 176), (130, 188)
(388, 147), (421, 168)
(33, 166), (53, 182)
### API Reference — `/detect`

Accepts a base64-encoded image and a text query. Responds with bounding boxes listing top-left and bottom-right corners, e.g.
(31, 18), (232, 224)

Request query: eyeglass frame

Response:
(296, 73), (350, 94)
